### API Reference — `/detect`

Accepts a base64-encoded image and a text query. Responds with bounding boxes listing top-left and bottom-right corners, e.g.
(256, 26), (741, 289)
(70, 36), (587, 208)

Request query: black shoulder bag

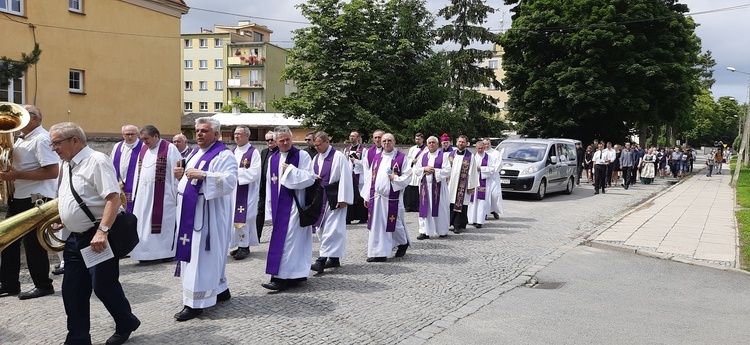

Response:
(285, 150), (324, 227)
(68, 165), (139, 257)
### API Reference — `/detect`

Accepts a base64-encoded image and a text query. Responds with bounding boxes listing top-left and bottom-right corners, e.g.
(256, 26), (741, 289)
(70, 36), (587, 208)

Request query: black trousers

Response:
(450, 204), (469, 229)
(621, 166), (631, 187)
(256, 193), (266, 242)
(631, 165), (638, 184)
(594, 165), (607, 192)
(403, 186), (420, 212)
(63, 234), (138, 345)
(0, 197), (52, 290)
(346, 178), (368, 223)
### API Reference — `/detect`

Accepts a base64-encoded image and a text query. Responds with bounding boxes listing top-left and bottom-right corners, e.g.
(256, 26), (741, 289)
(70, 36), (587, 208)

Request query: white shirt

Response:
(593, 150), (608, 165)
(12, 125), (59, 199)
(58, 146), (122, 233)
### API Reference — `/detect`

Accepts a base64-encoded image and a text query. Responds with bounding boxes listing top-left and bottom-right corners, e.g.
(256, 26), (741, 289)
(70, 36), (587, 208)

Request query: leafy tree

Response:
(500, 0), (701, 145)
(697, 50), (716, 90)
(0, 43), (41, 88)
(221, 97), (258, 113)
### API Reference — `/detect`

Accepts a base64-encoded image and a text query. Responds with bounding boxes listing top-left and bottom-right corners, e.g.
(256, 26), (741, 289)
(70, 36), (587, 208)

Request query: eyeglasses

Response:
(123, 133), (137, 136)
(265, 139), (274, 142)
(50, 137), (74, 148)
(305, 138), (312, 141)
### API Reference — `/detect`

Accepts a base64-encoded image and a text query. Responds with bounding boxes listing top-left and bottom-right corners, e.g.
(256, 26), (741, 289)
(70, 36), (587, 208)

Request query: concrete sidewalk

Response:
(591, 164), (739, 268)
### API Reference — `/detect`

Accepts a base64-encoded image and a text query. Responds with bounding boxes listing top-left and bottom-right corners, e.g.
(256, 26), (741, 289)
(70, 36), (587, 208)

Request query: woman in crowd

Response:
(584, 145), (593, 183)
(639, 148), (656, 184)
(657, 147), (667, 178)
(611, 144), (621, 187)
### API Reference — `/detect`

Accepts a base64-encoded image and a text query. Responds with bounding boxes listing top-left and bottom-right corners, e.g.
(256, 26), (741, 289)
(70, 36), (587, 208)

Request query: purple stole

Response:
(175, 141), (228, 270)
(412, 145), (426, 164)
(113, 140), (143, 213)
(180, 147), (190, 158)
(313, 148), (336, 228)
(471, 153), (489, 202)
(345, 144), (364, 186)
(366, 150), (405, 232)
(136, 139), (170, 234)
(419, 151), (443, 218)
(233, 145), (256, 227)
(266, 146), (301, 276)
(366, 145), (380, 167)
(449, 150), (472, 212)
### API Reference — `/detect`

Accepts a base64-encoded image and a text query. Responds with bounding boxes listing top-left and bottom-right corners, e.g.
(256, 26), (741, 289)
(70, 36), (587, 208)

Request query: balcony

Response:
(227, 56), (265, 67)
(246, 101), (266, 111)
(227, 79), (265, 89)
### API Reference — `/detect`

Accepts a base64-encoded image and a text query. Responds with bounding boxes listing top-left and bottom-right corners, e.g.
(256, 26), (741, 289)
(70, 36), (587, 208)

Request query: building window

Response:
(214, 102), (223, 111)
(214, 59), (223, 69)
(214, 38), (223, 47)
(0, 0), (23, 16)
(184, 39), (192, 48)
(488, 60), (499, 69)
(199, 39), (208, 48)
(214, 81), (223, 90)
(69, 70), (84, 93)
(199, 81), (207, 91)
(234, 91), (241, 98)
(69, 0), (83, 13)
(254, 32), (264, 42)
(199, 102), (208, 112)
(0, 75), (24, 103)
(234, 70), (241, 77)
(184, 81), (193, 91)
(184, 60), (193, 69)
(184, 102), (192, 111)
(199, 60), (208, 69)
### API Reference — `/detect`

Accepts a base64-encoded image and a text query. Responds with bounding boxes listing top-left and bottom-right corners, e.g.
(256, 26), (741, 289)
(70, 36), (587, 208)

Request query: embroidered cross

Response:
(271, 173), (278, 184)
(242, 158), (249, 168)
(389, 215), (396, 222)
(237, 206), (245, 213)
(179, 233), (190, 246)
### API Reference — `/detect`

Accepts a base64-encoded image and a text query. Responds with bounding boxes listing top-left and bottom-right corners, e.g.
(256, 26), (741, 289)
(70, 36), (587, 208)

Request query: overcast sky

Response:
(181, 1), (750, 104)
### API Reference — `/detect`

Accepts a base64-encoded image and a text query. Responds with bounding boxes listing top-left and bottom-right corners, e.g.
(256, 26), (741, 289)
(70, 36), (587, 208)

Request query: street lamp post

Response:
(728, 67), (750, 186)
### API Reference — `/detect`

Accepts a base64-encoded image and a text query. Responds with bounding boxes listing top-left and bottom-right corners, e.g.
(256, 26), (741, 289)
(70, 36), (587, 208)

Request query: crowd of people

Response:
(0, 111), (509, 344)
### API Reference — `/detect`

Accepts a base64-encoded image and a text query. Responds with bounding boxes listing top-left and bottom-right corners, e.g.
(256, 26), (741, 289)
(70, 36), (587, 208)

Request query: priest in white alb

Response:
(229, 126), (261, 260)
(172, 117), (237, 322)
(110, 124), (142, 212)
(467, 140), (496, 228)
(361, 133), (412, 262)
(130, 125), (181, 261)
(447, 135), (478, 234)
(414, 136), (451, 240)
(483, 138), (503, 218)
(360, 129), (384, 185)
(310, 131), (353, 273)
(262, 126), (316, 291)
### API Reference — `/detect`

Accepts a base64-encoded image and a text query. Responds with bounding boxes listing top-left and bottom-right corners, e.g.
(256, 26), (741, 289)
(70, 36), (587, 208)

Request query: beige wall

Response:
(1, 0), (185, 136)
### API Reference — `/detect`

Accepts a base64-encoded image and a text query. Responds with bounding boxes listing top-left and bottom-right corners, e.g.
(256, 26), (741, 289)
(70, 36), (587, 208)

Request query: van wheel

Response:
(564, 177), (574, 195)
(533, 179), (546, 200)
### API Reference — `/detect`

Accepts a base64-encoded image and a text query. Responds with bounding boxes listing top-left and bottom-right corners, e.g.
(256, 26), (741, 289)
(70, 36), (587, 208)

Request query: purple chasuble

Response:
(136, 139), (170, 234)
(233, 145), (256, 227)
(313, 148), (336, 228)
(419, 151), (443, 218)
(471, 154), (489, 202)
(366, 150), (405, 232)
(266, 146), (302, 276)
(113, 140), (143, 213)
(175, 141), (228, 267)
(449, 150), (472, 212)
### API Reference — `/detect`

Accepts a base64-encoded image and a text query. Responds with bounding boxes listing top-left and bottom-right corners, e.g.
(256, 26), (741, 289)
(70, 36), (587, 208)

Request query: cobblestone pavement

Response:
(0, 179), (673, 345)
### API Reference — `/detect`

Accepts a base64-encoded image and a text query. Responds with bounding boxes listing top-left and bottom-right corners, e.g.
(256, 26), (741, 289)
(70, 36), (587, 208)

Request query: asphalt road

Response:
(0, 178), (672, 344)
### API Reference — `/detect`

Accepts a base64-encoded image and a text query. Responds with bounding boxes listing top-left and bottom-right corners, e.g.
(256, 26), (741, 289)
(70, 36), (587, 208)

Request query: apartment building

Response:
(1, 0), (189, 136)
(476, 44), (509, 118)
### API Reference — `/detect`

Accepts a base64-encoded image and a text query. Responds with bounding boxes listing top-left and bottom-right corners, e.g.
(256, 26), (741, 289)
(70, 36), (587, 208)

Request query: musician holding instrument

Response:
(0, 104), (59, 300)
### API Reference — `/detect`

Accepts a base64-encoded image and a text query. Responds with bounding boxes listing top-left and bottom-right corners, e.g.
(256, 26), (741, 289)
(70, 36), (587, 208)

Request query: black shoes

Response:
(492, 212), (500, 219)
(232, 247), (250, 260)
(366, 257), (387, 263)
(52, 267), (65, 275)
(324, 258), (340, 268)
(594, 190), (599, 195)
(18, 287), (54, 300)
(217, 289), (231, 302)
(174, 306), (203, 321)
(0, 283), (20, 297)
(439, 234), (448, 238)
(453, 228), (463, 234)
(106, 318), (140, 345)
(474, 224), (483, 229)
(417, 233), (429, 240)
(261, 281), (288, 291)
(311, 258), (326, 273)
(395, 244), (409, 258)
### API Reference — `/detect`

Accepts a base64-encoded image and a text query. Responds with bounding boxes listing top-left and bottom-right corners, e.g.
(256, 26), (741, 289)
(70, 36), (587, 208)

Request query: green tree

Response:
(697, 50), (716, 90)
(0, 43), (41, 88)
(500, 0), (701, 145)
(221, 97), (258, 113)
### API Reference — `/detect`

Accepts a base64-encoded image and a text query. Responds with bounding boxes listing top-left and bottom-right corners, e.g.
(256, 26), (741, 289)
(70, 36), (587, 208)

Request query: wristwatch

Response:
(201, 171), (207, 179)
(98, 225), (110, 233)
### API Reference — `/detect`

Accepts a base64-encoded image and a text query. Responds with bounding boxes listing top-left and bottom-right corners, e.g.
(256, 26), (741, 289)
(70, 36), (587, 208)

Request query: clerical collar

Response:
(124, 139), (139, 149)
(456, 150), (465, 155)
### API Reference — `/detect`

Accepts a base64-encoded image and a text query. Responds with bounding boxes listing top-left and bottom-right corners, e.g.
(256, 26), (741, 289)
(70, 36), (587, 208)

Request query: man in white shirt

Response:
(51, 121), (140, 345)
(0, 104), (59, 300)
(593, 143), (610, 194)
(110, 125), (142, 212)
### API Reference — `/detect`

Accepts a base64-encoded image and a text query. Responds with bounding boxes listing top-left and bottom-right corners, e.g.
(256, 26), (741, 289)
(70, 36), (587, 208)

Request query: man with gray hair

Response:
(110, 124), (142, 212)
(172, 133), (191, 158)
(172, 117), (237, 321)
(262, 125), (316, 291)
(229, 125), (261, 260)
(129, 125), (182, 262)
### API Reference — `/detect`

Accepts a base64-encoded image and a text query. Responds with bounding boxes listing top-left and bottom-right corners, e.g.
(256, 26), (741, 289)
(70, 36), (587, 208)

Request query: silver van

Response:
(496, 138), (578, 200)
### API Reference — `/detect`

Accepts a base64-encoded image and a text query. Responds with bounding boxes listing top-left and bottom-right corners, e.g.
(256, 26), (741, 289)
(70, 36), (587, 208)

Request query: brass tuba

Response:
(0, 102), (30, 205)
(0, 198), (64, 252)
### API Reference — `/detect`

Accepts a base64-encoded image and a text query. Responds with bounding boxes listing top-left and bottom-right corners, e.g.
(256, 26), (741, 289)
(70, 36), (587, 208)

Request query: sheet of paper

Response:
(81, 240), (115, 268)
